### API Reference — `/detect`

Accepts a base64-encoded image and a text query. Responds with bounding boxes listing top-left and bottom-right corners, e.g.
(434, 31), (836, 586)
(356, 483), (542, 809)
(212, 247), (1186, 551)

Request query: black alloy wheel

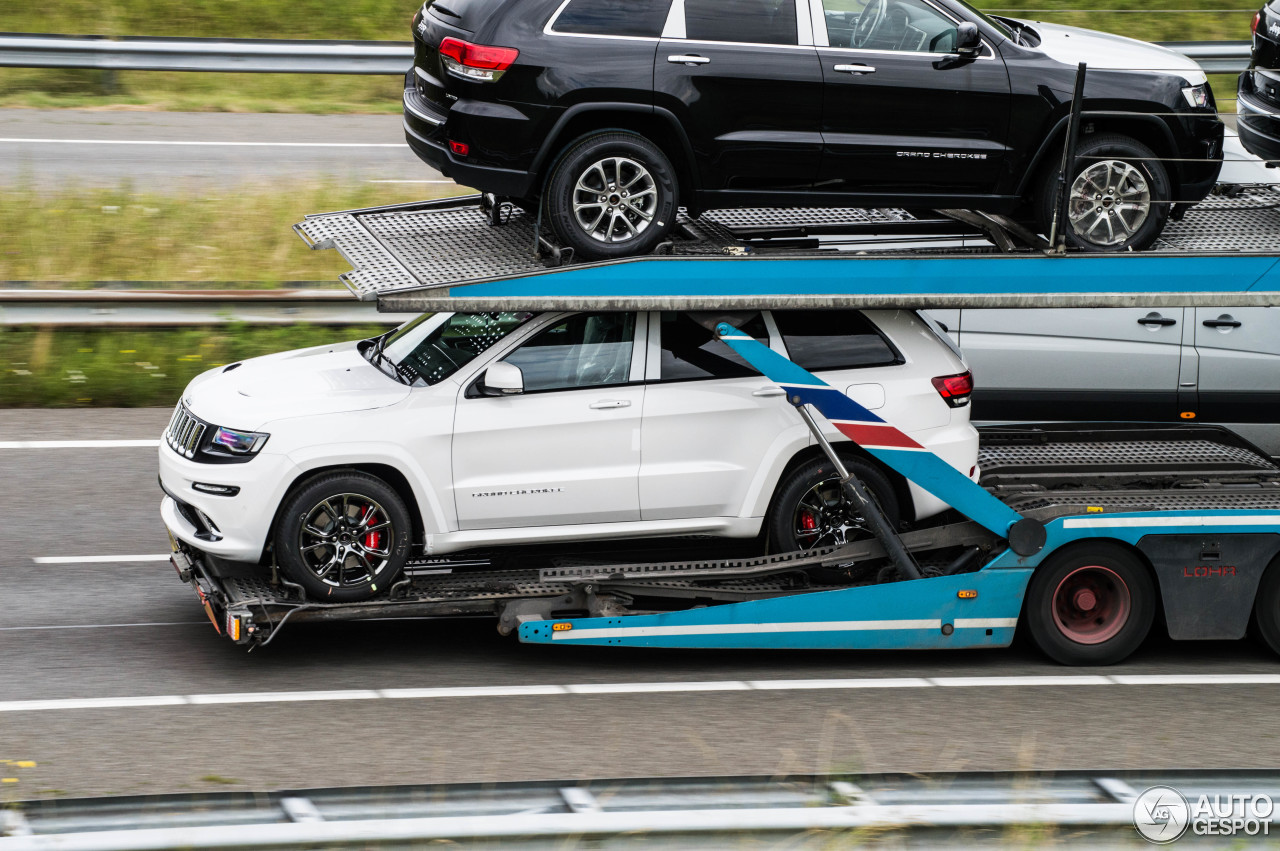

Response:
(768, 456), (899, 554)
(275, 472), (412, 602)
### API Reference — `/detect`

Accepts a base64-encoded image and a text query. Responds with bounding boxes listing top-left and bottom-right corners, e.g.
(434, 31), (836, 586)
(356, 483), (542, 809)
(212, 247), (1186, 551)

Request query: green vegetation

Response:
(0, 1), (1255, 113)
(0, 182), (462, 285)
(1, 323), (393, 407)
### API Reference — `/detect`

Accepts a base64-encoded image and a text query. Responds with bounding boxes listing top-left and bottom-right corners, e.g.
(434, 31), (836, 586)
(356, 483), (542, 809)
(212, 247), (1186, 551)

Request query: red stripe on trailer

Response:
(833, 421), (925, 450)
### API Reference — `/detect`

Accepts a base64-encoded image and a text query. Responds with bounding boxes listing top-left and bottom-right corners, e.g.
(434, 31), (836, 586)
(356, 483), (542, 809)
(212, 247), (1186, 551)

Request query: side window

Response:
(773, 310), (901, 371)
(551, 0), (671, 38)
(821, 0), (959, 53)
(502, 313), (636, 392)
(659, 312), (769, 381)
(684, 0), (798, 46)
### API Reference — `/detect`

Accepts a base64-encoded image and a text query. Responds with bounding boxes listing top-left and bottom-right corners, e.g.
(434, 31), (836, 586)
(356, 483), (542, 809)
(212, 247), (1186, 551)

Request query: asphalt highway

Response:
(0, 110), (442, 190)
(2, 408), (1280, 799)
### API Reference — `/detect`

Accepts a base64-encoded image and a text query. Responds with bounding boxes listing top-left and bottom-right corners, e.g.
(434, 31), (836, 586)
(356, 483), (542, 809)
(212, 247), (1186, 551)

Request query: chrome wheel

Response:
(1068, 159), (1151, 247)
(792, 476), (872, 551)
(571, 156), (657, 244)
(297, 493), (394, 588)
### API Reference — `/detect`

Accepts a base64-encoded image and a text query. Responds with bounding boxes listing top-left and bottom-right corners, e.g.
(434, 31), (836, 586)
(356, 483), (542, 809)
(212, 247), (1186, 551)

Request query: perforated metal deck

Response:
(294, 190), (1280, 307)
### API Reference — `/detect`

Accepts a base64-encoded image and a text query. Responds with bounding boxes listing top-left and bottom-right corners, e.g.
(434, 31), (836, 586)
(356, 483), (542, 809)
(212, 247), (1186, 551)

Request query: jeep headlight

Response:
(209, 426), (269, 456)
(1182, 84), (1210, 109)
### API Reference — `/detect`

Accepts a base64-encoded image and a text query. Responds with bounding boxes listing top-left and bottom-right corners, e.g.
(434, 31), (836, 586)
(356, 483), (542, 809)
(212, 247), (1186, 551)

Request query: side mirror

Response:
(482, 362), (524, 396)
(955, 22), (981, 59)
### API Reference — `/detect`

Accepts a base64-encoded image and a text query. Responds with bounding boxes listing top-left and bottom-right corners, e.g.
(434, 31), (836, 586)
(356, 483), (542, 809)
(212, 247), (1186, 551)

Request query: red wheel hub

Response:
(1051, 565), (1131, 645)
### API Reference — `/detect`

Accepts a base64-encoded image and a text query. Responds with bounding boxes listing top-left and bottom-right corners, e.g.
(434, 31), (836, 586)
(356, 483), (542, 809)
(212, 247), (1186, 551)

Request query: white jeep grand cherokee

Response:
(159, 309), (979, 602)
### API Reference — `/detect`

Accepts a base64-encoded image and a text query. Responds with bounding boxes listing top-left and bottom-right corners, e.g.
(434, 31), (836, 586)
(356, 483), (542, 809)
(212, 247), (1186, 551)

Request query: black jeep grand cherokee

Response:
(404, 0), (1223, 259)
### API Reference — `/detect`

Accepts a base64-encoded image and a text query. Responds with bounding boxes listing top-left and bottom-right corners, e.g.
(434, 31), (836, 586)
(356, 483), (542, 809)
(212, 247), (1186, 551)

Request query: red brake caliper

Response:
(800, 510), (818, 532)
(363, 507), (381, 550)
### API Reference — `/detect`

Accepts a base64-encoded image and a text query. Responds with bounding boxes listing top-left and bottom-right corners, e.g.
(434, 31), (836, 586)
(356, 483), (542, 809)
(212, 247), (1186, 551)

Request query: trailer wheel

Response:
(275, 472), (412, 603)
(768, 456), (899, 553)
(1251, 558), (1280, 657)
(1026, 543), (1155, 665)
(543, 131), (678, 261)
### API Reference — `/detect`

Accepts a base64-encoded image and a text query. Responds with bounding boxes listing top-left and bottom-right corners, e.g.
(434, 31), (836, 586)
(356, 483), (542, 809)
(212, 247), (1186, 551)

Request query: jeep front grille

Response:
(166, 403), (207, 459)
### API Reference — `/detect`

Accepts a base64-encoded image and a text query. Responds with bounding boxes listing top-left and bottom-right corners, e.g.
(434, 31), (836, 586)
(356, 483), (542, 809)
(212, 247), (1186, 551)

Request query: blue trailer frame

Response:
(518, 322), (1280, 654)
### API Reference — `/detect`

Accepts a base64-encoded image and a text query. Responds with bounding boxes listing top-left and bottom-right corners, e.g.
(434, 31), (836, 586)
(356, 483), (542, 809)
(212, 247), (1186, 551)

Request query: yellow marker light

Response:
(552, 622), (573, 632)
(1181, 412), (1197, 419)
(958, 589), (978, 599)
(227, 615), (241, 642)
(1086, 506), (1105, 513)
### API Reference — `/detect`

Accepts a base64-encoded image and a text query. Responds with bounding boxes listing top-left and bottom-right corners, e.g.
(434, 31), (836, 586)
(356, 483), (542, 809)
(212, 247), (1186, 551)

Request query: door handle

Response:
(752, 386), (787, 397)
(1137, 315), (1176, 327)
(1202, 317), (1242, 328)
(834, 63), (876, 74)
(668, 54), (710, 65)
(589, 399), (632, 409)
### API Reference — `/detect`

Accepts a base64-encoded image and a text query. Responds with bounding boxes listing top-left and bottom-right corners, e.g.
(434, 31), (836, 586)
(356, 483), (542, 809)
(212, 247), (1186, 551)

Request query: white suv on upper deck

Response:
(159, 309), (978, 602)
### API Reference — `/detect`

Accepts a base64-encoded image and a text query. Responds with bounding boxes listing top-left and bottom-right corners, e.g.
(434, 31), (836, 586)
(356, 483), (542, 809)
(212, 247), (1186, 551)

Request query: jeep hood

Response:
(1027, 21), (1207, 87)
(184, 341), (410, 431)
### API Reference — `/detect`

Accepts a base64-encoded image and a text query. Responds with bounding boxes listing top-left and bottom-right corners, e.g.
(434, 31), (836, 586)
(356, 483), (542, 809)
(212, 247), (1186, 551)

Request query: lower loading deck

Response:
(179, 424), (1280, 647)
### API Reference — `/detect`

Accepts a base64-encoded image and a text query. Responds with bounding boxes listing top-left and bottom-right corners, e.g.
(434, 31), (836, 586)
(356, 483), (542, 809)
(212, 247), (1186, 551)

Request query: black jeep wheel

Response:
(767, 456), (899, 554)
(543, 131), (678, 260)
(1036, 133), (1172, 252)
(275, 472), (412, 603)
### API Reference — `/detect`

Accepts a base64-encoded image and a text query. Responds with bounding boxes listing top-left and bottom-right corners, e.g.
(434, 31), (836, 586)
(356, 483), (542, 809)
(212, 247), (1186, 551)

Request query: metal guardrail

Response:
(0, 32), (1254, 75)
(0, 288), (419, 326)
(3, 771), (1279, 848)
(0, 33), (411, 75)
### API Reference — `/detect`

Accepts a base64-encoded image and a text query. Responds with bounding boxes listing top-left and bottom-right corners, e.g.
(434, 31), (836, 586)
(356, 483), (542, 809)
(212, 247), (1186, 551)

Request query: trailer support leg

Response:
(794, 403), (923, 581)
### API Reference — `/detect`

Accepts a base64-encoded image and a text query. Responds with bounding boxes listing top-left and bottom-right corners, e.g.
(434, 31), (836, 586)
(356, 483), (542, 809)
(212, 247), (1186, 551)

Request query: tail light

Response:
(932, 371), (973, 408)
(439, 37), (519, 83)
(1252, 11), (1261, 36)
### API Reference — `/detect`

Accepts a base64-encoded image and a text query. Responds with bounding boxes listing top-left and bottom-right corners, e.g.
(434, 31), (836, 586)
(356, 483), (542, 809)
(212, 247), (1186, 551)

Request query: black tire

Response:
(1025, 543), (1156, 665)
(1035, 133), (1172, 252)
(543, 131), (678, 260)
(767, 456), (899, 553)
(1251, 557), (1280, 657)
(275, 472), (412, 603)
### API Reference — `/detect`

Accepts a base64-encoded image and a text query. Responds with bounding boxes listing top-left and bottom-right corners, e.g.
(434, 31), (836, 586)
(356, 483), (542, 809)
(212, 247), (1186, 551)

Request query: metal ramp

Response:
(295, 191), (1280, 311)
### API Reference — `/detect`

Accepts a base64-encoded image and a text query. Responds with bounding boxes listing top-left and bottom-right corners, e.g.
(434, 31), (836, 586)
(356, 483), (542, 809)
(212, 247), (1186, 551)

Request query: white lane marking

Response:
(33, 554), (170, 564)
(553, 619), (943, 641)
(747, 677), (932, 690)
(0, 439), (159, 449)
(0, 622), (203, 631)
(931, 675), (1112, 687)
(565, 681), (750, 694)
(188, 690), (381, 705)
(0, 138), (403, 148)
(3, 674), (1277, 713)
(1063, 515), (1280, 529)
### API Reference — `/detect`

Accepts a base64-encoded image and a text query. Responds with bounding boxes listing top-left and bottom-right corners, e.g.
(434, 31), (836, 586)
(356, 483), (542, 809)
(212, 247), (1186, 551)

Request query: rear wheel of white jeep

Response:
(275, 472), (411, 603)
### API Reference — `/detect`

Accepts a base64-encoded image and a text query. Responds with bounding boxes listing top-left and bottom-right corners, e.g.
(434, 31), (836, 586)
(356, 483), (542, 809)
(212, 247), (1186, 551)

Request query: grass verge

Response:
(0, 181), (463, 285)
(1, 324), (393, 407)
(0, 2), (1257, 113)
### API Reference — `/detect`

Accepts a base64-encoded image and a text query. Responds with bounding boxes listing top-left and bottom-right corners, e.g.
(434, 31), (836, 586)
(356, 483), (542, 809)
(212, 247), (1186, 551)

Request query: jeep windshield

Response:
(367, 311), (535, 386)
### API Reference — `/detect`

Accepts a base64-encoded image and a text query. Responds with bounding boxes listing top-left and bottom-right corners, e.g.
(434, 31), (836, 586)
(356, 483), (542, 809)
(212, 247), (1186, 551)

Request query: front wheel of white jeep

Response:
(275, 472), (411, 602)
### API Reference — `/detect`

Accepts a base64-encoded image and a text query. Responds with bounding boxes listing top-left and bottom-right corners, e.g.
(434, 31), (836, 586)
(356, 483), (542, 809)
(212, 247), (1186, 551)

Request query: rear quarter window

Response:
(773, 310), (902, 371)
(550, 0), (671, 37)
